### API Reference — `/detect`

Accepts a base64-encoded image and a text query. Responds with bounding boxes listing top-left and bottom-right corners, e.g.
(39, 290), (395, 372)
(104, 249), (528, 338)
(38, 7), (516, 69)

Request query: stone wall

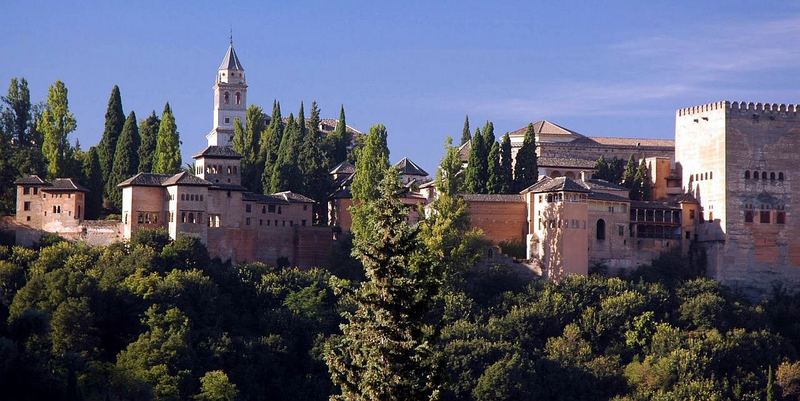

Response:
(466, 198), (527, 244)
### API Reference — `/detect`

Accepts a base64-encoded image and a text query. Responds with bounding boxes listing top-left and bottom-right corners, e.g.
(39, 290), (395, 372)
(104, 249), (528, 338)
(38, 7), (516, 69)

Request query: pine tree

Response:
(464, 127), (486, 193)
(326, 170), (440, 401)
(622, 155), (637, 189)
(298, 101), (331, 224)
(137, 111), (160, 172)
(81, 147), (103, 219)
(269, 114), (302, 193)
(460, 115), (471, 145)
(351, 124), (390, 203)
(98, 86), (125, 184)
(106, 111), (140, 210)
(152, 103), (181, 174)
(500, 133), (513, 193)
(328, 105), (350, 166)
(486, 141), (502, 194)
(39, 80), (77, 179)
(513, 123), (538, 192)
(260, 101), (283, 193)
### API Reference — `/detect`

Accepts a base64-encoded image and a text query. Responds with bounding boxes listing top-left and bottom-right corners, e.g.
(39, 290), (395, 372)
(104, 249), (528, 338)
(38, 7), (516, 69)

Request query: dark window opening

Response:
(596, 219), (606, 240)
(760, 211), (771, 224)
(745, 211), (754, 223)
(777, 212), (786, 224)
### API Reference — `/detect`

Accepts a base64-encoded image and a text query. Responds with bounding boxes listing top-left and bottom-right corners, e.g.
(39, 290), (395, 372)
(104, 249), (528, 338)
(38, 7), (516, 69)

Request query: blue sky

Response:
(2, 1), (799, 172)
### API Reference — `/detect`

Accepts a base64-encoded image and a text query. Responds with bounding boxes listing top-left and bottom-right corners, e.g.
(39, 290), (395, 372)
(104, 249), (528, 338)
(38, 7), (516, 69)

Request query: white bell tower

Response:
(207, 38), (247, 147)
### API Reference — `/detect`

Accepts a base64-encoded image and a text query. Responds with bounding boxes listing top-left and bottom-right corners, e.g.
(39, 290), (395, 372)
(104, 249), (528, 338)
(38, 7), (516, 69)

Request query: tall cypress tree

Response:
(39, 81), (77, 179)
(482, 121), (495, 146)
(622, 155), (638, 189)
(81, 147), (103, 218)
(500, 133), (513, 193)
(464, 127), (486, 193)
(99, 86), (125, 183)
(297, 102), (306, 143)
(233, 104), (266, 192)
(328, 105), (350, 166)
(270, 114), (301, 193)
(632, 159), (652, 201)
(513, 123), (538, 192)
(137, 111), (160, 172)
(260, 101), (283, 193)
(486, 141), (502, 194)
(298, 101), (331, 224)
(351, 124), (390, 204)
(152, 103), (181, 174)
(107, 111), (140, 210)
(460, 115), (471, 145)
(2, 78), (45, 177)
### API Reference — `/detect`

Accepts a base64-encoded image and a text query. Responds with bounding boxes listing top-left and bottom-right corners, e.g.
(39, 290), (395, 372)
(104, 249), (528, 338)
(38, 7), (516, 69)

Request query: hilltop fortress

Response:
(9, 43), (800, 295)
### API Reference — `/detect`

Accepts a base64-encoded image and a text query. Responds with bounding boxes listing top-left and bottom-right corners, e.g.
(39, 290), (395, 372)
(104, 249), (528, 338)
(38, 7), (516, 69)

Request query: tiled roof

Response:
(509, 120), (585, 139)
(46, 178), (89, 192)
(273, 191), (315, 203)
(162, 172), (212, 187)
(117, 173), (172, 187)
(209, 183), (248, 191)
(581, 178), (627, 192)
(461, 194), (525, 202)
(242, 192), (290, 204)
(521, 176), (590, 194)
(193, 145), (242, 159)
(589, 137), (674, 148)
(330, 160), (355, 175)
(14, 175), (48, 185)
(630, 200), (681, 210)
(394, 157), (429, 177)
(587, 192), (630, 202)
(219, 45), (244, 70)
(458, 141), (471, 161)
(537, 157), (596, 169)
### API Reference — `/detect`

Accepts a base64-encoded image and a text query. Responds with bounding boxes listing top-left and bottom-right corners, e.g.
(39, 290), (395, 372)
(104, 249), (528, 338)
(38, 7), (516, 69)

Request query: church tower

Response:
(207, 40), (247, 147)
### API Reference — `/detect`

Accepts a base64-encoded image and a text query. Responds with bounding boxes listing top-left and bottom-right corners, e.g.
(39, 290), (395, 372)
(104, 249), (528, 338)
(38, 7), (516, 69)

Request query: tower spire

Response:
(229, 27), (233, 46)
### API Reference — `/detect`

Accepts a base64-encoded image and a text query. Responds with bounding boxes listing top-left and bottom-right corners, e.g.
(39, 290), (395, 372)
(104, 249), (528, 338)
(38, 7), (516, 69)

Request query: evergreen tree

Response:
(464, 127), (487, 193)
(460, 115), (471, 145)
(350, 124), (390, 203)
(326, 170), (440, 401)
(98, 86), (125, 184)
(482, 121), (495, 146)
(269, 114), (302, 193)
(297, 102), (307, 142)
(594, 156), (610, 181)
(486, 141), (502, 194)
(81, 147), (103, 219)
(39, 80), (77, 179)
(137, 111), (160, 172)
(513, 123), (538, 192)
(152, 103), (181, 174)
(622, 155), (638, 189)
(1, 77), (32, 144)
(328, 105), (350, 166)
(298, 102), (330, 224)
(500, 133), (513, 193)
(436, 137), (464, 196)
(632, 159), (652, 201)
(106, 111), (140, 210)
(260, 101), (283, 193)
(0, 122), (12, 213)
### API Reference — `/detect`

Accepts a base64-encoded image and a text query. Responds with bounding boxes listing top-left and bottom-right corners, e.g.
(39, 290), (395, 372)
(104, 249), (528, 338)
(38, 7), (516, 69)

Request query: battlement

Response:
(677, 101), (800, 116)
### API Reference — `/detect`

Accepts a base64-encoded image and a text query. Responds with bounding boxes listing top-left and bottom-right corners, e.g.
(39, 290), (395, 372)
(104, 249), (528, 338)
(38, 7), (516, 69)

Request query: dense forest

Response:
(2, 130), (800, 401)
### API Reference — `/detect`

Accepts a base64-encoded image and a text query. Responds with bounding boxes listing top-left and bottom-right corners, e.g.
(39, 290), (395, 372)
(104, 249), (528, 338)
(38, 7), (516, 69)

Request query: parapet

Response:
(676, 101), (800, 116)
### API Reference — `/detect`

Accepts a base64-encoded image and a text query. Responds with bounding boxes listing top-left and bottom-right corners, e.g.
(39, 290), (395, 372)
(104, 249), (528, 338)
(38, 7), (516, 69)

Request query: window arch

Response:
(754, 171), (759, 180)
(235, 92), (241, 105)
(762, 171), (768, 180)
(596, 219), (606, 240)
(779, 172), (785, 181)
(771, 172), (776, 180)
(745, 170), (750, 179)
(224, 92), (230, 104)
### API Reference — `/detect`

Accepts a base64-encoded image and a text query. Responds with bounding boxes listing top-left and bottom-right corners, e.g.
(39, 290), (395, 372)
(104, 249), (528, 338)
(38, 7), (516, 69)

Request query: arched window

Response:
(596, 219), (606, 240)
(235, 92), (241, 105)
(745, 171), (750, 179)
(771, 172), (776, 180)
(779, 172), (785, 181)
(762, 171), (768, 180)
(189, 213), (195, 224)
(754, 171), (759, 180)
(224, 92), (230, 104)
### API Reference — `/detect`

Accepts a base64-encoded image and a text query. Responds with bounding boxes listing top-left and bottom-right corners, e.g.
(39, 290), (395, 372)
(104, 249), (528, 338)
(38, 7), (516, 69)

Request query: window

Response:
(23, 201), (30, 211)
(779, 172), (785, 181)
(26, 216), (30, 222)
(278, 206), (282, 214)
(689, 210), (695, 220)
(771, 172), (776, 180)
(282, 220), (286, 227)
(776, 212), (786, 224)
(23, 187), (30, 195)
(268, 205), (276, 213)
(745, 171), (750, 179)
(745, 211), (754, 223)
(302, 220), (306, 226)
(246, 204), (251, 213)
(262, 206), (266, 214)
(618, 225), (624, 236)
(267, 220), (271, 226)
(227, 166), (232, 174)
(246, 217), (251, 226)
(685, 231), (691, 239)
(181, 212), (187, 223)
(754, 171), (759, 180)
(596, 219), (606, 240)
(760, 211), (771, 224)
(235, 92), (241, 105)
(762, 172), (768, 180)
(224, 92), (230, 104)
(189, 212), (195, 224)
(225, 117), (230, 124)
(260, 219), (263, 226)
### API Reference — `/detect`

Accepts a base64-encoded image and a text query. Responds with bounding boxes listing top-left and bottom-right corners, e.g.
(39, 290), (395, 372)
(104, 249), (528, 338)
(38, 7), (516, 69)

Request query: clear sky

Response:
(2, 1), (799, 172)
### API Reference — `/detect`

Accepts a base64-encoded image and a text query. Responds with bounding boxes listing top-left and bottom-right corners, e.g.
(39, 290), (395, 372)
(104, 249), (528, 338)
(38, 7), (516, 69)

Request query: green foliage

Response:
(195, 370), (239, 401)
(486, 141), (502, 194)
(298, 101), (331, 224)
(259, 101), (283, 193)
(435, 137), (464, 196)
(80, 147), (104, 218)
(593, 156), (627, 185)
(153, 103), (182, 174)
(107, 111), (140, 211)
(269, 113), (302, 193)
(99, 85), (125, 184)
(460, 115), (471, 146)
(138, 110), (161, 173)
(350, 123), (390, 203)
(39, 80), (77, 179)
(464, 127), (487, 193)
(513, 123), (538, 192)
(233, 104), (266, 193)
(499, 133), (513, 193)
(325, 105), (350, 167)
(622, 155), (638, 189)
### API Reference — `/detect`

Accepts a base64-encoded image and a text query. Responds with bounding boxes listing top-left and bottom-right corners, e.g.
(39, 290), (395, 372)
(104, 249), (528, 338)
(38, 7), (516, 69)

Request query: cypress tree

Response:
(460, 115), (471, 145)
(39, 80), (77, 179)
(513, 123), (538, 192)
(482, 120), (495, 146)
(99, 86), (125, 183)
(486, 141), (502, 194)
(351, 124), (390, 203)
(107, 111), (140, 210)
(297, 102), (307, 142)
(632, 159), (652, 201)
(233, 104), (266, 192)
(269, 114), (302, 193)
(260, 101), (283, 193)
(298, 101), (331, 224)
(137, 111), (160, 172)
(464, 127), (486, 193)
(622, 155), (638, 189)
(500, 133), (513, 193)
(152, 103), (181, 174)
(326, 170), (440, 401)
(0, 120), (13, 213)
(329, 105), (350, 166)
(81, 147), (103, 218)
(2, 77), (32, 145)
(436, 137), (464, 196)
(594, 155), (609, 180)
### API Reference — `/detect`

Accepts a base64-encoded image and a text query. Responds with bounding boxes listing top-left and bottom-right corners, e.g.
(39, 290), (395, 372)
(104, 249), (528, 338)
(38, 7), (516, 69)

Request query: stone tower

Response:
(207, 40), (247, 147)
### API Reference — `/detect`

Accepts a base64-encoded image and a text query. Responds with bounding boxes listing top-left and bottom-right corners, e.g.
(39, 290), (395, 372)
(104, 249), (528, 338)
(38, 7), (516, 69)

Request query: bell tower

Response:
(207, 38), (247, 147)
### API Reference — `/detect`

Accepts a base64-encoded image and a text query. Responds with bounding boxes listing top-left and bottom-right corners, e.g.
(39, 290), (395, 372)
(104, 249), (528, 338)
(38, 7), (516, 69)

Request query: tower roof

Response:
(219, 45), (244, 71)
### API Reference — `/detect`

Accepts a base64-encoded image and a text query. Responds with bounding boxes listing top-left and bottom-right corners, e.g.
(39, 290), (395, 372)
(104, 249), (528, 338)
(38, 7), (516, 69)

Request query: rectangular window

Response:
(685, 231), (690, 239)
(302, 220), (306, 226)
(246, 217), (251, 226)
(246, 204), (252, 213)
(262, 206), (266, 214)
(777, 212), (786, 224)
(278, 206), (282, 214)
(268, 205), (276, 213)
(760, 211), (771, 224)
(267, 220), (271, 226)
(689, 210), (695, 220)
(260, 219), (263, 226)
(23, 201), (30, 211)
(744, 211), (754, 223)
(618, 225), (624, 236)
(23, 187), (30, 195)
